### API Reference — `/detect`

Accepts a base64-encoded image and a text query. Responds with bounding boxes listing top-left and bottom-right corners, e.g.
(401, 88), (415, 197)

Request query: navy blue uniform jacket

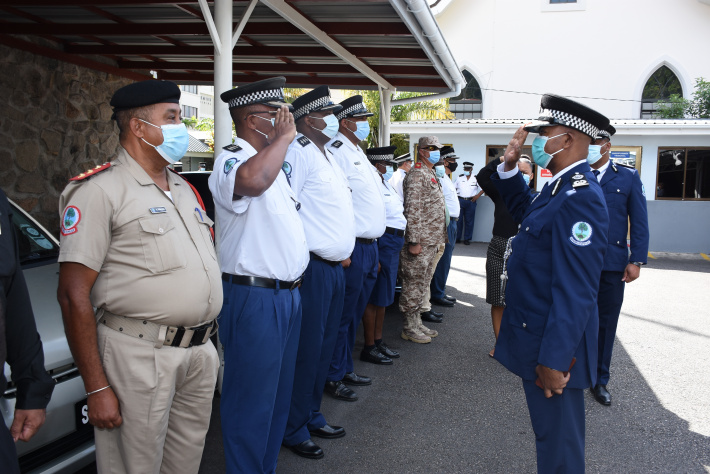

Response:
(599, 162), (649, 272)
(491, 162), (609, 389)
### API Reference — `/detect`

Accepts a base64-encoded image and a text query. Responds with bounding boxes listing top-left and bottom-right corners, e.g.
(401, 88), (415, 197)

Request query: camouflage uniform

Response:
(399, 161), (447, 343)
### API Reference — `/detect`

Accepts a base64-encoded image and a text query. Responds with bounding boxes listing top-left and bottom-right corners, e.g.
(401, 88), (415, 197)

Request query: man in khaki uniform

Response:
(56, 80), (222, 474)
(399, 136), (447, 344)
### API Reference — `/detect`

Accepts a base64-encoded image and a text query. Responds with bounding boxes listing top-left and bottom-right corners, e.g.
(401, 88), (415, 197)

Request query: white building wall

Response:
(437, 0), (710, 119)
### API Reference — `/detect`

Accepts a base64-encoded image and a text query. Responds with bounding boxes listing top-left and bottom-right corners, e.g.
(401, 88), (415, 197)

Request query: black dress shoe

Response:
(286, 439), (324, 459)
(324, 380), (358, 401)
(444, 295), (457, 303)
(591, 384), (612, 406)
(309, 424), (345, 439)
(463, 240), (470, 245)
(343, 371), (372, 385)
(456, 240), (462, 243)
(360, 346), (393, 365)
(420, 311), (443, 323)
(427, 309), (444, 317)
(430, 297), (454, 307)
(376, 341), (400, 359)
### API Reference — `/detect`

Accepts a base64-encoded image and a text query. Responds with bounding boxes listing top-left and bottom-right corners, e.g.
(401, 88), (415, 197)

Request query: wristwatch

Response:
(631, 262), (644, 267)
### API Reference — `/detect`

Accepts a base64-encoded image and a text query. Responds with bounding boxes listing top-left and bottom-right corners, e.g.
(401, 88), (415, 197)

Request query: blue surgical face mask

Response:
(523, 173), (531, 185)
(587, 144), (610, 166)
(531, 133), (568, 169)
(427, 150), (440, 165)
(140, 119), (189, 164)
(464, 171), (470, 176)
(309, 114), (339, 139)
(347, 119), (371, 141)
(435, 165), (445, 178)
(383, 165), (394, 181)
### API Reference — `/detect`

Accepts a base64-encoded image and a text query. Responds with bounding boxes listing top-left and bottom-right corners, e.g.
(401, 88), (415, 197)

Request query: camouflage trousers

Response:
(398, 244), (441, 331)
(421, 243), (446, 313)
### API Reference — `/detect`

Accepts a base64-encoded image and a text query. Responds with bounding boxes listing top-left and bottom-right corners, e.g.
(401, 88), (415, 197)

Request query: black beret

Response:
(336, 95), (374, 121)
(524, 93), (610, 138)
(291, 85), (343, 121)
(220, 76), (292, 110)
(110, 80), (181, 118)
(366, 145), (397, 164)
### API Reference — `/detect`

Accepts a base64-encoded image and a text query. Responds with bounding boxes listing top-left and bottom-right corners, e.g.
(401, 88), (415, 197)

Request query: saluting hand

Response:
(268, 105), (296, 145)
(88, 388), (123, 430)
(535, 364), (570, 399)
(622, 263), (640, 283)
(503, 125), (529, 172)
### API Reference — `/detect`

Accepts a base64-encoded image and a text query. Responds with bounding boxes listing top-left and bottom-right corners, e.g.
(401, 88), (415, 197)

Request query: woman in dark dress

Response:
(476, 156), (534, 357)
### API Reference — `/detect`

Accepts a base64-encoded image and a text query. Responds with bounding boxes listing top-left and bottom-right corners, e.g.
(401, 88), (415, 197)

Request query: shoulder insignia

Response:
(223, 144), (242, 152)
(298, 136), (311, 147)
(551, 178), (563, 196)
(571, 173), (589, 189)
(70, 162), (111, 181)
(569, 221), (593, 247)
(331, 140), (343, 148)
(414, 162), (422, 169)
(616, 162), (634, 170)
(224, 157), (239, 174)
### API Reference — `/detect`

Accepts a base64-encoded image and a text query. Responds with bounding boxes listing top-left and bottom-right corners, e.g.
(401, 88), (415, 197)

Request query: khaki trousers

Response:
(95, 323), (219, 474)
(421, 243), (446, 313)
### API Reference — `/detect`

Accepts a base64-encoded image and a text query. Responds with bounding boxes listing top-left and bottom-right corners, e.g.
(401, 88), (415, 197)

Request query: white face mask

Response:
(253, 114), (275, 139)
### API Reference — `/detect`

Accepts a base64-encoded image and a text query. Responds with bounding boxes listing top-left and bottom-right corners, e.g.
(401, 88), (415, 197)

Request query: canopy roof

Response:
(0, 0), (457, 92)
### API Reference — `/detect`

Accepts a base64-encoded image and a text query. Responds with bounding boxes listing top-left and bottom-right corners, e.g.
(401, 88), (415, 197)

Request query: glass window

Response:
(10, 202), (59, 265)
(181, 105), (198, 119)
(450, 70), (482, 119)
(181, 85), (198, 94)
(641, 66), (683, 119)
(656, 148), (710, 200)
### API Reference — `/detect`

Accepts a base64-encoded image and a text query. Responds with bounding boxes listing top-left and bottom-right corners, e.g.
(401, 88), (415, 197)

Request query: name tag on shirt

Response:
(149, 207), (167, 214)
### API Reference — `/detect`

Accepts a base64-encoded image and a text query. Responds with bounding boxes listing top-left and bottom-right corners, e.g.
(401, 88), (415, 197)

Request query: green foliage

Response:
(654, 77), (710, 119)
(182, 115), (198, 128)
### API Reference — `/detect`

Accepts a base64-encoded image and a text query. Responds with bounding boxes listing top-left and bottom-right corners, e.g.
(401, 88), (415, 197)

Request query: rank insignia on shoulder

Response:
(571, 174), (589, 189)
(298, 136), (311, 147)
(70, 162), (111, 181)
(414, 162), (422, 169)
(331, 140), (343, 148)
(223, 144), (242, 152)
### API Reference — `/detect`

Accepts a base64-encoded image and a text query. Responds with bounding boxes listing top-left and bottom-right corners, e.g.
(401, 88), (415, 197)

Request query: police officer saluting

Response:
(326, 95), (387, 387)
(587, 125), (649, 406)
(491, 94), (610, 473)
(208, 77), (308, 473)
(282, 86), (355, 459)
(57, 80), (222, 474)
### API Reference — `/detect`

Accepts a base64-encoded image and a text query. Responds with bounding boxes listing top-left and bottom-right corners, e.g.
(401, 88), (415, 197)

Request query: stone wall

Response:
(0, 43), (132, 234)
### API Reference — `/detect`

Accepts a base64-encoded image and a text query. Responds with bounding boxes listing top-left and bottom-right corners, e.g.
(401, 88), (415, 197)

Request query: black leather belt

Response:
(458, 196), (474, 201)
(385, 227), (405, 237)
(450, 217), (458, 222)
(356, 237), (376, 245)
(222, 273), (302, 291)
(309, 252), (341, 267)
(169, 323), (214, 348)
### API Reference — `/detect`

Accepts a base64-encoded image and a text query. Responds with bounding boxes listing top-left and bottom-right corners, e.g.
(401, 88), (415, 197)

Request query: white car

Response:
(2, 201), (95, 473)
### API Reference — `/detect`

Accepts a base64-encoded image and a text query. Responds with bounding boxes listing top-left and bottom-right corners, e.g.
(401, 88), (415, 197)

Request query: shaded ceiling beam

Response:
(0, 35), (151, 81)
(0, 0), (389, 4)
(64, 44), (428, 59)
(0, 22), (410, 36)
(174, 3), (204, 20)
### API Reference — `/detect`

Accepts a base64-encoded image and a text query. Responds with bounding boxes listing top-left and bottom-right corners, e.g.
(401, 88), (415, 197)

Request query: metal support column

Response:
(379, 87), (393, 146)
(213, 0), (233, 150)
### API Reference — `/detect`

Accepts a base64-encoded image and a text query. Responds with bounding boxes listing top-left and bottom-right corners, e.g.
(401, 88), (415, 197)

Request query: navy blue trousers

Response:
(523, 380), (585, 474)
(431, 219), (457, 299)
(596, 270), (625, 385)
(457, 197), (477, 241)
(329, 240), (379, 380)
(219, 282), (302, 474)
(369, 232), (405, 307)
(284, 259), (345, 446)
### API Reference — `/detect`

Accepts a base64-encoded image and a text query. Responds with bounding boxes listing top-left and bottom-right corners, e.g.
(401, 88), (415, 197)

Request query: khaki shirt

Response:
(402, 162), (447, 246)
(58, 148), (222, 327)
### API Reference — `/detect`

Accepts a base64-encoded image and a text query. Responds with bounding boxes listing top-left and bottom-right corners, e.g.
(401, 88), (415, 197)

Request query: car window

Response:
(10, 204), (60, 265)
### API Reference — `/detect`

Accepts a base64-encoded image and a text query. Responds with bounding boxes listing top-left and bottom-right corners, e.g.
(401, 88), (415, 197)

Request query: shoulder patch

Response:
(224, 157), (239, 174)
(569, 221), (593, 247)
(298, 136), (311, 147)
(223, 144), (242, 152)
(60, 205), (81, 235)
(331, 140), (343, 148)
(282, 161), (292, 177)
(570, 173), (589, 189)
(69, 162), (111, 181)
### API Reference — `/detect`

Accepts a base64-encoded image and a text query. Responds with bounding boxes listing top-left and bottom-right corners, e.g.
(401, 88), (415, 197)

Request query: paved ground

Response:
(189, 243), (710, 473)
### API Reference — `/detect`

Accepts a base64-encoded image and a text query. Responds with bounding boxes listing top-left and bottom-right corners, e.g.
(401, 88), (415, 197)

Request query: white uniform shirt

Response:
(455, 174), (482, 198)
(208, 138), (309, 281)
(389, 168), (407, 199)
(327, 133), (386, 239)
(285, 134), (356, 261)
(441, 174), (460, 218)
(378, 172), (407, 230)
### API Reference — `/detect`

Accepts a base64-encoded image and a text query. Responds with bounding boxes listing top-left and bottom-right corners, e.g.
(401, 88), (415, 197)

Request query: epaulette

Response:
(330, 140), (343, 148)
(414, 162), (422, 169)
(70, 162), (111, 181)
(570, 173), (589, 189)
(615, 162), (635, 170)
(223, 144), (242, 153)
(298, 136), (311, 147)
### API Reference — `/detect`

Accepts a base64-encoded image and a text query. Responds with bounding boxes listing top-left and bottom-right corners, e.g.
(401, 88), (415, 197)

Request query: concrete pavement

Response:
(198, 243), (710, 473)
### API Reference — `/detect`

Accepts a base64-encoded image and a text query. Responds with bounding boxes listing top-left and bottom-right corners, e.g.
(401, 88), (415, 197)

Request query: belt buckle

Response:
(188, 323), (210, 347)
(290, 277), (303, 291)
